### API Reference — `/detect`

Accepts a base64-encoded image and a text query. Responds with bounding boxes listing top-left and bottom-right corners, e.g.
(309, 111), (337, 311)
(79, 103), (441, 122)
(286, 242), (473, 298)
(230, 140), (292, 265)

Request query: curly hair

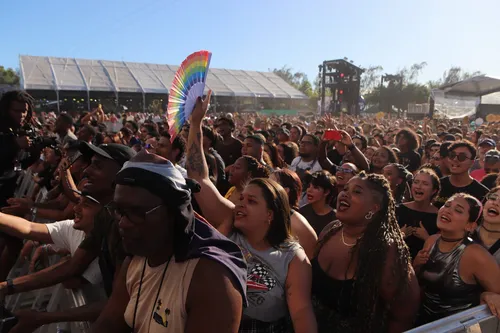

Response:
(0, 90), (35, 127)
(240, 155), (270, 179)
(317, 172), (412, 331)
(396, 128), (419, 151)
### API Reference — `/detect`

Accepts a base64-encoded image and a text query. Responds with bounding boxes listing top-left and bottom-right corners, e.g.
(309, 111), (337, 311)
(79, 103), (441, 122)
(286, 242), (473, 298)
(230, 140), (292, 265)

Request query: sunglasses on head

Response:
(448, 152), (471, 162)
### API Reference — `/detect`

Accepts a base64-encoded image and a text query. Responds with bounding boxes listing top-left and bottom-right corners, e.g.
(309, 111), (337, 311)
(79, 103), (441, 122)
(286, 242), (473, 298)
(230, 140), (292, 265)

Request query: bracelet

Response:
(6, 279), (15, 295)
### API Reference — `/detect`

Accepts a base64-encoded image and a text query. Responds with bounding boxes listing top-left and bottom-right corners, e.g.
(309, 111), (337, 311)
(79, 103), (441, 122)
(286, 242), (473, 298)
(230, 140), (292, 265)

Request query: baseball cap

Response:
(79, 142), (136, 167)
(247, 134), (266, 145)
(485, 149), (500, 161)
(479, 138), (496, 147)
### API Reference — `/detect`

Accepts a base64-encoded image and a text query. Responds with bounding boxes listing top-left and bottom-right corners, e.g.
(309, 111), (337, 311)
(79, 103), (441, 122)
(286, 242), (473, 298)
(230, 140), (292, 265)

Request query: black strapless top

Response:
(311, 257), (356, 332)
(418, 237), (482, 325)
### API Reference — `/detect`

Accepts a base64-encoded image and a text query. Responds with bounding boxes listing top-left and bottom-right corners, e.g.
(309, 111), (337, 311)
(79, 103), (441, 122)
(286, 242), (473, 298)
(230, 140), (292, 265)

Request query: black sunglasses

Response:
(448, 152), (471, 162)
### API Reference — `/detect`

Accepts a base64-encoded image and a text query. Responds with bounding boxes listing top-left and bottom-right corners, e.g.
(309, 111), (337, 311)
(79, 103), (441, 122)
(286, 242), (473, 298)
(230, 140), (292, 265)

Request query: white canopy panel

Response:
(19, 55), (307, 99)
(440, 76), (500, 97)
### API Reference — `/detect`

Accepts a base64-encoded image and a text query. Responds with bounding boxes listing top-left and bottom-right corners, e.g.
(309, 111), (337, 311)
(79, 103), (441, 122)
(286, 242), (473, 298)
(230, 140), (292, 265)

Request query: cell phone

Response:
(0, 305), (18, 333)
(324, 130), (342, 141)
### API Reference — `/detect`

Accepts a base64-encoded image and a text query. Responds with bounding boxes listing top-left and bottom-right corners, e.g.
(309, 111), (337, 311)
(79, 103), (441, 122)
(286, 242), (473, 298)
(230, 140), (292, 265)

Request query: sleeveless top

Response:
(471, 227), (500, 265)
(311, 222), (357, 333)
(418, 237), (483, 325)
(124, 256), (199, 332)
(229, 232), (301, 330)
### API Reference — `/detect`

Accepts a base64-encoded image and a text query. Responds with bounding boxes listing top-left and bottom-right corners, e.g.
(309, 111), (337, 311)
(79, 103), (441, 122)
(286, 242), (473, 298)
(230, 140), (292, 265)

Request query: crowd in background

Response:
(0, 89), (500, 332)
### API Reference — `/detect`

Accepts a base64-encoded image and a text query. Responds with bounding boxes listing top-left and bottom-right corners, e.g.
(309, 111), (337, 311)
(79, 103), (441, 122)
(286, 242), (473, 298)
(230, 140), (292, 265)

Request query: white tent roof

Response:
(19, 55), (307, 99)
(440, 76), (500, 97)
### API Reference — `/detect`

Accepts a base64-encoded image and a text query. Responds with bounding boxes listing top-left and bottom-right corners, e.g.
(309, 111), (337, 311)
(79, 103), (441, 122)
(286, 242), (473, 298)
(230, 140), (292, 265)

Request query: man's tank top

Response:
(418, 237), (483, 325)
(230, 232), (301, 323)
(124, 256), (199, 333)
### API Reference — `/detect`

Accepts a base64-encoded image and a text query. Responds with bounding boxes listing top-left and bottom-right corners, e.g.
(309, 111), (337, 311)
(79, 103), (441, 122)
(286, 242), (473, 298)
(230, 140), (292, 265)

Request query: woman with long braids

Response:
(271, 169), (317, 259)
(472, 187), (500, 264)
(187, 92), (317, 333)
(414, 193), (500, 325)
(312, 172), (420, 332)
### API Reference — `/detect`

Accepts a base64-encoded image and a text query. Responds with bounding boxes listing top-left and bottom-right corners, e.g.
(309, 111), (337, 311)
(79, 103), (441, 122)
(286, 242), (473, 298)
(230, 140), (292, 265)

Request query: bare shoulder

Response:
(189, 257), (241, 296)
(318, 220), (342, 241)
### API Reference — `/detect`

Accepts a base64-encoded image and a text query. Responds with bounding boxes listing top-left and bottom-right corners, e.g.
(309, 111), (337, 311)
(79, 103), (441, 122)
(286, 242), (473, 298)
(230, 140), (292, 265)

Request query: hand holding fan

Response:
(167, 50), (212, 139)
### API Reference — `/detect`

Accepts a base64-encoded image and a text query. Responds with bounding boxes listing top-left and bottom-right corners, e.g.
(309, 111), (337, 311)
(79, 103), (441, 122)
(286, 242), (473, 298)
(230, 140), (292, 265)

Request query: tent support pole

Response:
(56, 90), (60, 113)
(87, 91), (91, 111)
(143, 94), (146, 113)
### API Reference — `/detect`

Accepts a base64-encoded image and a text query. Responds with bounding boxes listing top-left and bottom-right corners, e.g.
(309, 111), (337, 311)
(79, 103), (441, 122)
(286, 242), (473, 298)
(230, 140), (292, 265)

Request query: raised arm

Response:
(0, 212), (53, 244)
(186, 92), (234, 235)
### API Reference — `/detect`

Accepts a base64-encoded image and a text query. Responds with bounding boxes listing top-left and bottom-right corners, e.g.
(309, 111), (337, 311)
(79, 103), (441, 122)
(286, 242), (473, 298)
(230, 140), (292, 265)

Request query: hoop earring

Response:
(365, 211), (374, 220)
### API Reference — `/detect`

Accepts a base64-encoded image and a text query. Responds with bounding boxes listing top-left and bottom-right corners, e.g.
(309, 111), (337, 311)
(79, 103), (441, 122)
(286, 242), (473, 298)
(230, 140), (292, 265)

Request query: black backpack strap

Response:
(488, 239), (500, 256)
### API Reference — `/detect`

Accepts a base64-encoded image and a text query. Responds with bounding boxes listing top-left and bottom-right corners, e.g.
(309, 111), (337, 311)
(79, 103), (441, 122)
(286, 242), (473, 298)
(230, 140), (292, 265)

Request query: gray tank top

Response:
(230, 232), (301, 322)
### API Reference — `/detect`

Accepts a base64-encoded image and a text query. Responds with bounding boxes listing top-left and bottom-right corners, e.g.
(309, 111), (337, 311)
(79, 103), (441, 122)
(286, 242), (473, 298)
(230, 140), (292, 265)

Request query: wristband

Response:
(6, 279), (15, 295)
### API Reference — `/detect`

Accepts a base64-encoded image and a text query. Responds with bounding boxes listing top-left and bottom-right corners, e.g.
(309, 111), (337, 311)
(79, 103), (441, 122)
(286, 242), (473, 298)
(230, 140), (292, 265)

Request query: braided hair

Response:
(351, 172), (412, 331)
(315, 172), (412, 331)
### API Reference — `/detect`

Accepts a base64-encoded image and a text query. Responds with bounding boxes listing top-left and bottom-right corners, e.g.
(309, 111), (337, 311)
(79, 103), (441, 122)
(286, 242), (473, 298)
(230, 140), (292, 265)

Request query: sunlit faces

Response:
(83, 155), (121, 195)
(305, 182), (329, 204)
(234, 184), (272, 234)
(8, 100), (29, 126)
(437, 196), (476, 234)
(336, 163), (357, 186)
(229, 157), (250, 186)
(411, 173), (436, 202)
(242, 138), (261, 159)
(114, 185), (169, 257)
(336, 177), (379, 225)
(483, 191), (500, 224)
(447, 147), (474, 175)
(382, 165), (402, 190)
(372, 147), (391, 169)
(72, 197), (101, 232)
(290, 127), (301, 142)
(365, 147), (375, 162)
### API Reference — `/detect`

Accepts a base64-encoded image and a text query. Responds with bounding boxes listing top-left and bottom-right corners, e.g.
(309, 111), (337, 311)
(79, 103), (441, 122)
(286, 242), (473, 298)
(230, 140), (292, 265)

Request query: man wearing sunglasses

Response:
(434, 140), (489, 208)
(471, 150), (500, 181)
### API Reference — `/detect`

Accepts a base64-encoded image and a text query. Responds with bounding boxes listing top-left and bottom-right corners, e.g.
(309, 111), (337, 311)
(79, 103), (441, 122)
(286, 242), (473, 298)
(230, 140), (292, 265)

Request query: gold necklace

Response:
(341, 228), (357, 247)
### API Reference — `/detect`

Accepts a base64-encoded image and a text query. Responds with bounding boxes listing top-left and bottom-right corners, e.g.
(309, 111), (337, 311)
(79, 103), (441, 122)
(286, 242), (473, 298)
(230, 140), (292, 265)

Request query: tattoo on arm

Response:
(187, 132), (206, 176)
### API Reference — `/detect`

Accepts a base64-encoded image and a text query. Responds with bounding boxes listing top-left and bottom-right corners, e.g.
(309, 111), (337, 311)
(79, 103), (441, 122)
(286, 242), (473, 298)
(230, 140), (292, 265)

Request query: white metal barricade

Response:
(406, 305), (500, 333)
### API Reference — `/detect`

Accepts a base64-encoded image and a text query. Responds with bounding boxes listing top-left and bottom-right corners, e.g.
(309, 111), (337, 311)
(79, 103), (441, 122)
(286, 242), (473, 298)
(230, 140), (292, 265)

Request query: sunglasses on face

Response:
(337, 167), (355, 174)
(486, 193), (500, 202)
(448, 152), (471, 162)
(485, 155), (500, 163)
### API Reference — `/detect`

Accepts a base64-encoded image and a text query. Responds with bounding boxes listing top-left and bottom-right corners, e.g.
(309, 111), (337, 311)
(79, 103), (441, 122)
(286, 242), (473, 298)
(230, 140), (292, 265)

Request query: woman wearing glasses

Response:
(414, 193), (500, 325)
(433, 141), (489, 209)
(332, 163), (359, 208)
(396, 168), (440, 259)
(472, 188), (500, 265)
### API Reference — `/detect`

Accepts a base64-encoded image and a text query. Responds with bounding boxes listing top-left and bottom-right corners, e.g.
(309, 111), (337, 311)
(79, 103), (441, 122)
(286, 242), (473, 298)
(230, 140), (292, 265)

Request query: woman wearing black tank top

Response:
(414, 193), (500, 325)
(311, 172), (420, 333)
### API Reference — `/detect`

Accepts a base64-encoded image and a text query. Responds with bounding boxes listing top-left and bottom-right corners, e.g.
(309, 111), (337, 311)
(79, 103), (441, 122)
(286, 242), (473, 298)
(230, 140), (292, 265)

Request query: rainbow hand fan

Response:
(167, 50), (212, 139)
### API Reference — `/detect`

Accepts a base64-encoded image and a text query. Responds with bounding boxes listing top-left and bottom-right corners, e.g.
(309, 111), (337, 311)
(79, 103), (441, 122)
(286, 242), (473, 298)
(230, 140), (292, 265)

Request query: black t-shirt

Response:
(327, 148), (344, 166)
(398, 150), (421, 172)
(298, 204), (336, 235)
(434, 176), (489, 208)
(396, 204), (439, 259)
(216, 138), (242, 167)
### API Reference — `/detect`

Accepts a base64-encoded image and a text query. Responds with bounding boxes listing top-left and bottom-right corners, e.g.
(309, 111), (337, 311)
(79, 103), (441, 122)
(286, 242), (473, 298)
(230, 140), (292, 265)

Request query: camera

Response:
(19, 124), (59, 150)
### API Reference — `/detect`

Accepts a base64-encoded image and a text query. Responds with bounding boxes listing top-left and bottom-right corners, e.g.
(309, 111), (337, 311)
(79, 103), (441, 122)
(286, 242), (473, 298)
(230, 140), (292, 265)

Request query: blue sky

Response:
(2, 0), (499, 85)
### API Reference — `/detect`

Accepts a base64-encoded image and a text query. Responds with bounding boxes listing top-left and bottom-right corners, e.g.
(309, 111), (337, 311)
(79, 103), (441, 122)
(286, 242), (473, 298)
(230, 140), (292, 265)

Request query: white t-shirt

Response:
(289, 157), (323, 174)
(45, 220), (102, 285)
(175, 164), (188, 178)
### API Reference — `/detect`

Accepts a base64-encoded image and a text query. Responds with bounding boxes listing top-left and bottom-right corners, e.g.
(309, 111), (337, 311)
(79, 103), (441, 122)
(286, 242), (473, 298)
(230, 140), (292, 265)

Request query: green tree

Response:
(427, 66), (484, 88)
(361, 65), (384, 93)
(0, 66), (20, 86)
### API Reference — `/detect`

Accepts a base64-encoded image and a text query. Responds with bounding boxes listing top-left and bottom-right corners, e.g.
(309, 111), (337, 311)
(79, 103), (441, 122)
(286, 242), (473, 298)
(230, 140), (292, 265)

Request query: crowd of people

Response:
(0, 88), (500, 332)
